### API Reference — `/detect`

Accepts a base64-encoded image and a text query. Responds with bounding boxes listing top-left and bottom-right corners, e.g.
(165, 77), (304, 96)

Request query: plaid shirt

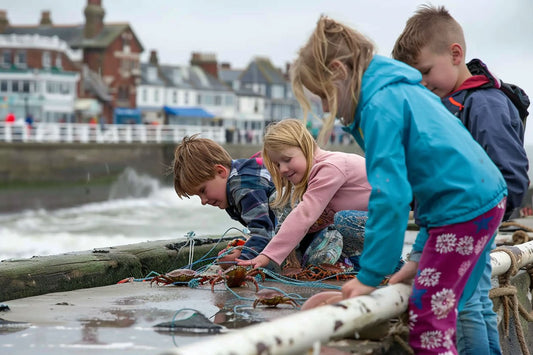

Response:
(225, 158), (276, 260)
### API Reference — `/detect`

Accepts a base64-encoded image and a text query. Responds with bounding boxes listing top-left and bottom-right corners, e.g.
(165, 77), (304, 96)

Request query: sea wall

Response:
(0, 142), (363, 213)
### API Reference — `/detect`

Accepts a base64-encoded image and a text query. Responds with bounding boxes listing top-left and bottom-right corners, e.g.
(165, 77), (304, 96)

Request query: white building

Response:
(0, 34), (80, 122)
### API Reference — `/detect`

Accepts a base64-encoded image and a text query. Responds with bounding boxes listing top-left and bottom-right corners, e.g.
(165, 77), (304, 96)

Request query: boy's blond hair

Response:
(290, 15), (375, 144)
(262, 119), (317, 209)
(173, 135), (232, 198)
(392, 4), (466, 66)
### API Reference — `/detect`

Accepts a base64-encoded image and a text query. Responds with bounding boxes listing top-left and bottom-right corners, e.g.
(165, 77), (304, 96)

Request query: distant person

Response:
(289, 15), (507, 354)
(5, 112), (15, 124)
(393, 5), (529, 354)
(172, 134), (277, 267)
(238, 119), (377, 272)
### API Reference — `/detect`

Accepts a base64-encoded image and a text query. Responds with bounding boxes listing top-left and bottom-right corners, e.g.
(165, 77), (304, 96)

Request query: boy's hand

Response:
(217, 249), (241, 270)
(341, 277), (376, 299)
(388, 260), (418, 285)
(236, 254), (271, 269)
(301, 291), (343, 310)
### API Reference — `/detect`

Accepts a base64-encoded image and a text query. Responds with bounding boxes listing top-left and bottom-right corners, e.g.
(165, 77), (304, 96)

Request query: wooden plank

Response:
(0, 236), (235, 302)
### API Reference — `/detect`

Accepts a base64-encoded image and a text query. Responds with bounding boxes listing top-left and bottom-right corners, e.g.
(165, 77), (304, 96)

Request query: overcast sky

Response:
(4, 0), (533, 142)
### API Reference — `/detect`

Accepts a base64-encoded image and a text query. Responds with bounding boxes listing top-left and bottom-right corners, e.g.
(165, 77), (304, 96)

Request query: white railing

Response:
(0, 122), (239, 144)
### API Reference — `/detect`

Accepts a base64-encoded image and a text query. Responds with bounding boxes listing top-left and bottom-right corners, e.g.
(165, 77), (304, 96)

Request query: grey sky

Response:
(4, 0), (533, 141)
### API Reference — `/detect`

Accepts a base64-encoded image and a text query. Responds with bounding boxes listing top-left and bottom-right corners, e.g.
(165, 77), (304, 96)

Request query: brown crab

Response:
(252, 288), (299, 308)
(150, 268), (199, 286)
(201, 265), (265, 292)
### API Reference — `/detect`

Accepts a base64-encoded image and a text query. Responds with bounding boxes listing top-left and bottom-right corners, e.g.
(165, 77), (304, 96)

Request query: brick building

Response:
(0, 0), (144, 122)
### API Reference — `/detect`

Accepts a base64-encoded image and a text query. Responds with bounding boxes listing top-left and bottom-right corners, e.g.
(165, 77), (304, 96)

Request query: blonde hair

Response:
(291, 15), (375, 144)
(392, 4), (466, 65)
(173, 134), (232, 198)
(262, 119), (317, 208)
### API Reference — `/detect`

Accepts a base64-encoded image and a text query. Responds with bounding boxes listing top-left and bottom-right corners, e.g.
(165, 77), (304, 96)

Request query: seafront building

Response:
(0, 0), (331, 145)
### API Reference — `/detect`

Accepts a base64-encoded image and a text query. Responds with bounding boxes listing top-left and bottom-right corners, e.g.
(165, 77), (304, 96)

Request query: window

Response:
(154, 88), (159, 102)
(118, 86), (129, 100)
(271, 84), (284, 99)
(142, 88), (147, 102)
(42, 51), (51, 69)
(215, 95), (221, 106)
(225, 95), (233, 106)
(1, 51), (11, 67)
(55, 54), (62, 69)
(22, 80), (30, 93)
(0, 80), (8, 92)
(15, 51), (27, 67)
(184, 92), (189, 104)
(60, 82), (70, 95)
(172, 90), (177, 104)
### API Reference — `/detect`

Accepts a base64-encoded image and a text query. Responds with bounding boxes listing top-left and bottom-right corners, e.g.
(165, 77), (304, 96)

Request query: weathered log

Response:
(0, 236), (235, 302)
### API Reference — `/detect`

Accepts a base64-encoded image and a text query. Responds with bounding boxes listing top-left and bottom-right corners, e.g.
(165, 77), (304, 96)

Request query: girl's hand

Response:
(341, 277), (376, 299)
(236, 254), (271, 269)
(388, 260), (418, 285)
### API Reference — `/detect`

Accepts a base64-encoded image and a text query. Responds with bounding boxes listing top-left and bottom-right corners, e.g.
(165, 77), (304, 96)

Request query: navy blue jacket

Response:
(442, 59), (529, 219)
(225, 158), (277, 260)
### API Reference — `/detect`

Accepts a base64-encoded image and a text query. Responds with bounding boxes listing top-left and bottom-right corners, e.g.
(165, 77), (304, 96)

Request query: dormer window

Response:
(42, 51), (51, 69)
(147, 67), (157, 82)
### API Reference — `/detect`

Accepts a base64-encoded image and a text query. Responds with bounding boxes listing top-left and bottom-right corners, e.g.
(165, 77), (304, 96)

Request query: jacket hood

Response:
(355, 55), (422, 118)
(344, 55), (422, 148)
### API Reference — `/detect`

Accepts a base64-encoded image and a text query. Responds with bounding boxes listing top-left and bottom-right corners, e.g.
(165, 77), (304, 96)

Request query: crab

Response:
(283, 263), (355, 281)
(252, 288), (299, 308)
(150, 268), (199, 286)
(200, 265), (265, 292)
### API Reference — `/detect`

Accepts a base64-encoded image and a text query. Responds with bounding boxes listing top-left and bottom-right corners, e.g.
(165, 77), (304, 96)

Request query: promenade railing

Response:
(0, 122), (250, 144)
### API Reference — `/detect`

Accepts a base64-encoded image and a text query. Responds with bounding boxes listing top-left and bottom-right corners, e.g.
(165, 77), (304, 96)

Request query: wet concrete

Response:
(0, 278), (337, 354)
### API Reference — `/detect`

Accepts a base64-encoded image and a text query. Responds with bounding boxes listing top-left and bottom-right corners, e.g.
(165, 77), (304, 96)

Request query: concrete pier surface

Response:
(1, 221), (533, 354)
(1, 280), (326, 355)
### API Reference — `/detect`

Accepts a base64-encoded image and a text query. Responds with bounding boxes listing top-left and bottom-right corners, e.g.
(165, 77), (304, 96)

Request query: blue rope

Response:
(259, 268), (342, 290)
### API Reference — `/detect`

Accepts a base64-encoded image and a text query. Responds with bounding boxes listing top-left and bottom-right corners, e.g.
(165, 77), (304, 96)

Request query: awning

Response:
(163, 106), (214, 118)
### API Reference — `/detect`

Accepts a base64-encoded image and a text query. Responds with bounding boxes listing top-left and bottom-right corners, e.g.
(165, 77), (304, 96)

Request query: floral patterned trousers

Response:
(409, 199), (505, 354)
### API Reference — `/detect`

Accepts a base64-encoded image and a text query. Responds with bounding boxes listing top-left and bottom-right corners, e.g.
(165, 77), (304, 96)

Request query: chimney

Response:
(190, 52), (218, 78)
(284, 62), (291, 80)
(220, 62), (231, 70)
(84, 0), (105, 39)
(149, 50), (159, 66)
(0, 10), (9, 33)
(39, 10), (52, 26)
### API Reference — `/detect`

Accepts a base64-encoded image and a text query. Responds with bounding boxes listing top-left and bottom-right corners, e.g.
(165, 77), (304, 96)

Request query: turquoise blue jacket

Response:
(343, 55), (507, 287)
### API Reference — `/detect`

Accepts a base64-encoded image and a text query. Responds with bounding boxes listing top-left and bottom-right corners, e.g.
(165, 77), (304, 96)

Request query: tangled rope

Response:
(489, 246), (533, 355)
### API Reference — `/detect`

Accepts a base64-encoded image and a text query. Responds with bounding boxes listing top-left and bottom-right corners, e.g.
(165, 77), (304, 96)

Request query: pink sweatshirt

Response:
(261, 148), (371, 265)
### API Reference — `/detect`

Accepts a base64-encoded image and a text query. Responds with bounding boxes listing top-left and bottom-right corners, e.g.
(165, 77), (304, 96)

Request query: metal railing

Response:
(0, 122), (261, 144)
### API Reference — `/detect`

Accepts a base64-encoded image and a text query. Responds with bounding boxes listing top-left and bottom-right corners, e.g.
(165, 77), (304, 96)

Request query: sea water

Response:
(0, 169), (243, 261)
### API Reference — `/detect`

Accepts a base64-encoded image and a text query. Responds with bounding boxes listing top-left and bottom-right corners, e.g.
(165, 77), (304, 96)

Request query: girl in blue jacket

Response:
(291, 16), (507, 354)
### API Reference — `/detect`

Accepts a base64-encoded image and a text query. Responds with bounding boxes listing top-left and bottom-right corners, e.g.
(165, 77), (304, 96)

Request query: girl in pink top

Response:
(237, 118), (371, 269)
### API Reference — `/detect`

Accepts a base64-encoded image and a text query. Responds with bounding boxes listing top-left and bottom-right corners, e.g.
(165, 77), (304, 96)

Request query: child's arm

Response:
(355, 102), (412, 288)
(230, 184), (276, 260)
(260, 164), (347, 265)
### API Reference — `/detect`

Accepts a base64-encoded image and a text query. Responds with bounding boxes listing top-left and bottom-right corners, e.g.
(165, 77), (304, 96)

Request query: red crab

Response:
(252, 288), (299, 308)
(201, 265), (265, 292)
(150, 268), (199, 286)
